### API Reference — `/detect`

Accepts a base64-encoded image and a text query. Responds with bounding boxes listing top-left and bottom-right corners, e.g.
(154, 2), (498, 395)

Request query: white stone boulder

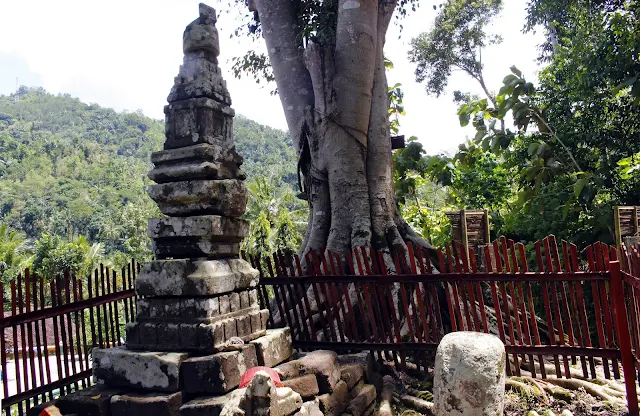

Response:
(434, 331), (506, 416)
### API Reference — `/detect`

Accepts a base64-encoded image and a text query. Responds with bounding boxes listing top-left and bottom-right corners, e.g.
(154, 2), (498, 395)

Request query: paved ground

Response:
(1, 356), (85, 399)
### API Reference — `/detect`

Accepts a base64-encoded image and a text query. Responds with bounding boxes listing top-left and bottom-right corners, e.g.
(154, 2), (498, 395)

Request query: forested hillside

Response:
(0, 87), (299, 277)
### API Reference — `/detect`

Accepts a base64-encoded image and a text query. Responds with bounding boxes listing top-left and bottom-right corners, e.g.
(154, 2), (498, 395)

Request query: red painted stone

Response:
(240, 366), (284, 388)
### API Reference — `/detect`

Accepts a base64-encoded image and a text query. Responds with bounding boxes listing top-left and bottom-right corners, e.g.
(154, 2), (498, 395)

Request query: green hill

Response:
(0, 87), (298, 266)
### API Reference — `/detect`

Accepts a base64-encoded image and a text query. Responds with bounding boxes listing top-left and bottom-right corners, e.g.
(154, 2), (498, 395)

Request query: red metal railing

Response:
(249, 236), (640, 414)
(0, 260), (139, 416)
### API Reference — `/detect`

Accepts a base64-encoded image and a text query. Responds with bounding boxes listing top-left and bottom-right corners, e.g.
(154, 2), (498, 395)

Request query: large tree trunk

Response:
(251, 0), (434, 261)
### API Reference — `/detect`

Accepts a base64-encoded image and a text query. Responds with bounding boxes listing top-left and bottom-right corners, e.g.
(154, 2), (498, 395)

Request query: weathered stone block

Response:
(147, 179), (246, 217)
(56, 385), (123, 416)
(282, 374), (320, 400)
(93, 347), (187, 392)
(167, 59), (232, 105)
(110, 391), (182, 416)
(125, 322), (140, 345)
(340, 363), (364, 391)
(180, 389), (246, 416)
(236, 315), (252, 338)
(229, 292), (240, 312)
(136, 258), (259, 297)
(223, 317), (238, 338)
(293, 401), (324, 416)
(250, 328), (293, 368)
(163, 98), (234, 150)
(347, 385), (376, 416)
(434, 331), (506, 416)
(270, 387), (304, 416)
(260, 309), (270, 329)
(337, 353), (374, 383)
(240, 290), (250, 308)
(275, 360), (303, 380)
(317, 380), (349, 416)
(156, 323), (181, 350)
(179, 323), (198, 348)
(182, 344), (257, 394)
(148, 216), (248, 240)
(183, 22), (219, 55)
(298, 350), (341, 394)
(220, 294), (230, 313)
(250, 310), (263, 333)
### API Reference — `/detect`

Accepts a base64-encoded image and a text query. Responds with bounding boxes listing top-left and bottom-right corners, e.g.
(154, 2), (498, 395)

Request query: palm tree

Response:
(0, 223), (33, 282)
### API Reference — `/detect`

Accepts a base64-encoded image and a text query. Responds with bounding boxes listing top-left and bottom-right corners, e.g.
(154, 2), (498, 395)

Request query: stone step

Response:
(125, 309), (268, 352)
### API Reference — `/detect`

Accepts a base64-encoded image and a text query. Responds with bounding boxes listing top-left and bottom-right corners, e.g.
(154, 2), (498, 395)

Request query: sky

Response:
(0, 1), (544, 155)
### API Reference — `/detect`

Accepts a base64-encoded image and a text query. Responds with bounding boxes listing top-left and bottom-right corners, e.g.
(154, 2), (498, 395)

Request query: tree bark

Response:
(252, 0), (434, 258)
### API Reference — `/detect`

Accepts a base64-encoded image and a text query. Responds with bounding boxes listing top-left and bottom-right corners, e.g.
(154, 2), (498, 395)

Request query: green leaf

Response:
(573, 177), (588, 198)
(510, 66), (522, 78)
(503, 74), (518, 85)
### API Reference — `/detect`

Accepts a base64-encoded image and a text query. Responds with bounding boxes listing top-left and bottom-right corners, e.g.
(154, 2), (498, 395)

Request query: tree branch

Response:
(252, 0), (315, 152)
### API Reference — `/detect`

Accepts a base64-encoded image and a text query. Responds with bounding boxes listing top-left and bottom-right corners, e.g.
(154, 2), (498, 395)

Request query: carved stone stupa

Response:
(79, 4), (293, 415)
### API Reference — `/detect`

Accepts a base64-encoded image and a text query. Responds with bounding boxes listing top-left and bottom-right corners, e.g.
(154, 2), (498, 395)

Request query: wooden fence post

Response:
(610, 260), (639, 415)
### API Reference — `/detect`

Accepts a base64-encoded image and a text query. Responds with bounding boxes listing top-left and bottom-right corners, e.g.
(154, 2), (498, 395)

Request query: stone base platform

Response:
(93, 328), (293, 393)
(44, 341), (382, 416)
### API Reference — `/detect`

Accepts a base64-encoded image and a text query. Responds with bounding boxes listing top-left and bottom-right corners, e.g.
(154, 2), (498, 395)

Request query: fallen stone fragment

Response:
(347, 384), (376, 416)
(340, 363), (364, 390)
(282, 374), (320, 400)
(317, 380), (349, 416)
(434, 331), (506, 416)
(298, 350), (341, 394)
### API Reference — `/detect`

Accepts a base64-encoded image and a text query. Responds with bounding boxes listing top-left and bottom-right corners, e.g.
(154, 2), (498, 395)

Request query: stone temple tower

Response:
(84, 4), (293, 414)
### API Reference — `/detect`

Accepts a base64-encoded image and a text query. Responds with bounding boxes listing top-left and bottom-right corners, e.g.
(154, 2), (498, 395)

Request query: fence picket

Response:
(535, 240), (562, 376)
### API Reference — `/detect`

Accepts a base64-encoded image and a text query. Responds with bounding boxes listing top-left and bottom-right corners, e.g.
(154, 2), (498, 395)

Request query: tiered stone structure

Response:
(125, 1), (268, 355)
(74, 4), (294, 415)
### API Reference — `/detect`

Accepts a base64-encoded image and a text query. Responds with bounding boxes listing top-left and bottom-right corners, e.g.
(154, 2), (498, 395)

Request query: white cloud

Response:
(0, 0), (543, 155)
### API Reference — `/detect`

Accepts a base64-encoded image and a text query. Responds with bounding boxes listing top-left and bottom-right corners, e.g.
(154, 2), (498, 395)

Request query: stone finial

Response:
(183, 3), (219, 56)
(199, 3), (217, 24)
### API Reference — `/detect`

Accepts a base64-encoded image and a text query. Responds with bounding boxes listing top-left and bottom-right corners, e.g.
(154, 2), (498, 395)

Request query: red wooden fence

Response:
(247, 236), (640, 414)
(0, 260), (139, 416)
